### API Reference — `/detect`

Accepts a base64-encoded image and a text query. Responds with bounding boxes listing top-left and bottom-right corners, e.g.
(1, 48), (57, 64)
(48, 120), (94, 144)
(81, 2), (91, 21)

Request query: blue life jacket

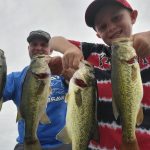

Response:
(3, 67), (68, 149)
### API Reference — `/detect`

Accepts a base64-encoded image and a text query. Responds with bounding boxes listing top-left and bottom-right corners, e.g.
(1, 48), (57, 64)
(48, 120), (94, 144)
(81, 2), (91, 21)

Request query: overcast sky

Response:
(0, 0), (149, 149)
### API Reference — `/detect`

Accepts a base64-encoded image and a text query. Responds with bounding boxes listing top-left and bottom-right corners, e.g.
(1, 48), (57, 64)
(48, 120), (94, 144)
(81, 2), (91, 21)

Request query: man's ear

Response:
(130, 10), (138, 24)
(96, 33), (101, 39)
(49, 48), (53, 55)
(28, 45), (30, 51)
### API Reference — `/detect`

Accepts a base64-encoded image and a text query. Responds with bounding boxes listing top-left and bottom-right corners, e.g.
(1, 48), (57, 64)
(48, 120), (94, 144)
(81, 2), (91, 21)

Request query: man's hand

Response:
(48, 56), (63, 75)
(132, 31), (150, 57)
(61, 68), (76, 82)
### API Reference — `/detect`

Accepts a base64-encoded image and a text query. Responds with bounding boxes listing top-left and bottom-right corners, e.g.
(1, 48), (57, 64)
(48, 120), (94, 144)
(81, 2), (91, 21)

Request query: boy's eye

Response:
(112, 14), (122, 22)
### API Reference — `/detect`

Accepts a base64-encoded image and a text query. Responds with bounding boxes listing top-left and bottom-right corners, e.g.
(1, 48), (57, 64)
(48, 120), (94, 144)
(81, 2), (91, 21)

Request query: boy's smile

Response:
(94, 4), (137, 46)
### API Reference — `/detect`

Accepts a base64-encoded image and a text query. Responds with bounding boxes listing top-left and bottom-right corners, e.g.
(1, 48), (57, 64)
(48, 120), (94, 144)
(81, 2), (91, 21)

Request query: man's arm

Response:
(48, 56), (63, 75)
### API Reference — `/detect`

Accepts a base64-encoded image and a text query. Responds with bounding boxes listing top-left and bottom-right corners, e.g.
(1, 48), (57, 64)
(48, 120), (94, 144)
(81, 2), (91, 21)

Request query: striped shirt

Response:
(70, 40), (150, 150)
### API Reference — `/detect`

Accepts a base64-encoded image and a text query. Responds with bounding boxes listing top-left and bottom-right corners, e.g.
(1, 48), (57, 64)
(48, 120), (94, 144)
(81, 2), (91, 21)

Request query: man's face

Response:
(94, 4), (137, 46)
(28, 39), (50, 58)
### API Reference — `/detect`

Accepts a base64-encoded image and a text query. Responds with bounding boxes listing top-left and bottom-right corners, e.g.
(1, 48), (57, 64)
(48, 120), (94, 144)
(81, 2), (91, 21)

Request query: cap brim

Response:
(85, 0), (133, 28)
(27, 35), (49, 43)
(85, 0), (107, 28)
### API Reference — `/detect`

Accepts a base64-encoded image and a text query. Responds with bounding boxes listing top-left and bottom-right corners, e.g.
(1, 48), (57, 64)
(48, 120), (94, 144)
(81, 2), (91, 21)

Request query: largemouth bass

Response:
(56, 60), (99, 150)
(18, 55), (51, 150)
(0, 49), (7, 110)
(111, 38), (143, 150)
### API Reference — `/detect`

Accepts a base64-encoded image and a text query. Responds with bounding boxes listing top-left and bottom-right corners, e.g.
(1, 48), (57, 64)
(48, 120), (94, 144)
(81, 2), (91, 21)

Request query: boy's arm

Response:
(50, 36), (79, 54)
(50, 36), (84, 69)
(50, 31), (150, 69)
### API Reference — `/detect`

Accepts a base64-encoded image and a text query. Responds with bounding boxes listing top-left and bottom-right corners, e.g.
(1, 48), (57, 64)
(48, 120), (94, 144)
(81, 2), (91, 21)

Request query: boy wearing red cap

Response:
(85, 0), (137, 46)
(50, 0), (150, 149)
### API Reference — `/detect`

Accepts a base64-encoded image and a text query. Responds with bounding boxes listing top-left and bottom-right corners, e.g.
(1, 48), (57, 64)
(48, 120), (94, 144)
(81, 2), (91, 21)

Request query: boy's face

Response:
(94, 4), (138, 46)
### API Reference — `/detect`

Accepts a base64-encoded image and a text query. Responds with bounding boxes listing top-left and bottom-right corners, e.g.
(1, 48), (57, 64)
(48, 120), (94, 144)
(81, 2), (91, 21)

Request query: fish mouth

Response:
(74, 78), (87, 88)
(32, 72), (50, 79)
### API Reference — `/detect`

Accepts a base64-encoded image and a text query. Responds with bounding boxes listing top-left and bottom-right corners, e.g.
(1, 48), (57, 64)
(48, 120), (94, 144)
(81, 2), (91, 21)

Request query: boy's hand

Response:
(63, 48), (84, 69)
(48, 56), (63, 75)
(132, 31), (150, 57)
(50, 36), (83, 69)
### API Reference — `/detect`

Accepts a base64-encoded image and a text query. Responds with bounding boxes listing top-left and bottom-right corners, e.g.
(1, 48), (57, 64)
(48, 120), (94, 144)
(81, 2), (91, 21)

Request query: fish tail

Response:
(24, 139), (42, 150)
(120, 139), (140, 150)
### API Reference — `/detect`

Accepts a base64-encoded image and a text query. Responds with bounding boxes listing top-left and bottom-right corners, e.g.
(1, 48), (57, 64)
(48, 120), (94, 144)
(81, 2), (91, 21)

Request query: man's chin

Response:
(31, 53), (47, 58)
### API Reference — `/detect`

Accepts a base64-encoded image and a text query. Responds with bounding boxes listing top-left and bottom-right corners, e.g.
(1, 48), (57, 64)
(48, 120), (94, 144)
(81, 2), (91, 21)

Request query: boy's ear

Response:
(130, 10), (138, 24)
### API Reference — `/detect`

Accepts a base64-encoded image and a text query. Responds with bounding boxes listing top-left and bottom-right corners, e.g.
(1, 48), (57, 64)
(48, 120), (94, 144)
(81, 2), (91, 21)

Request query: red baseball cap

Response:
(85, 0), (133, 29)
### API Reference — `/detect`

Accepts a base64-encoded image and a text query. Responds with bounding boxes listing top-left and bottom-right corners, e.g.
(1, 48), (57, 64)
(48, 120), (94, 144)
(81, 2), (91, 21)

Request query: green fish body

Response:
(57, 60), (98, 150)
(0, 49), (7, 110)
(19, 55), (51, 150)
(111, 38), (143, 150)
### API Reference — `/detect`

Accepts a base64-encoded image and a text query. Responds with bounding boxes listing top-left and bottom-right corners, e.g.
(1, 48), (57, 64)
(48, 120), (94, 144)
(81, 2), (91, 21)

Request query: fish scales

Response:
(111, 38), (143, 150)
(19, 55), (51, 150)
(0, 49), (7, 110)
(57, 60), (98, 150)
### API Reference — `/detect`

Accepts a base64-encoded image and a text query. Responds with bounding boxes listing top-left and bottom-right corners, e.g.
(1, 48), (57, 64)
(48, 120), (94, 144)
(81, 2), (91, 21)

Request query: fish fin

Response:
(0, 97), (3, 111)
(65, 93), (70, 103)
(136, 106), (144, 126)
(65, 89), (82, 106)
(120, 139), (139, 150)
(95, 89), (98, 120)
(112, 96), (119, 120)
(56, 126), (72, 144)
(91, 90), (100, 142)
(75, 89), (82, 107)
(93, 91), (99, 142)
(36, 81), (45, 95)
(49, 87), (51, 95)
(16, 110), (22, 122)
(40, 113), (51, 124)
(0, 101), (2, 111)
(24, 139), (42, 150)
(92, 121), (100, 142)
